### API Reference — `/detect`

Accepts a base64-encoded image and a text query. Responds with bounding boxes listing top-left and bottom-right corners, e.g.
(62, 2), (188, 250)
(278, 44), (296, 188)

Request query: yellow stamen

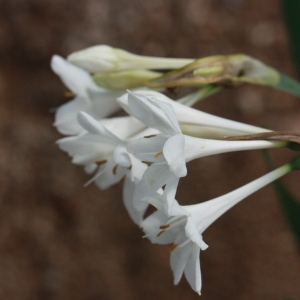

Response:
(155, 151), (163, 158)
(96, 160), (108, 166)
(157, 230), (165, 237)
(141, 161), (153, 166)
(64, 91), (76, 98)
(118, 175), (126, 185)
(144, 134), (157, 138)
(159, 224), (170, 230)
(169, 244), (180, 252)
(112, 164), (118, 175)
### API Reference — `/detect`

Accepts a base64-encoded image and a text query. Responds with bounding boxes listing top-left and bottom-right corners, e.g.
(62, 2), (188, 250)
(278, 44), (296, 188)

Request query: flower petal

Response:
(86, 89), (122, 119)
(185, 219), (208, 250)
(184, 244), (202, 295)
(127, 135), (167, 162)
(163, 134), (187, 177)
(54, 96), (89, 135)
(162, 175), (180, 215)
(127, 154), (147, 181)
(127, 92), (180, 135)
(100, 116), (145, 139)
(170, 231), (192, 284)
(51, 55), (96, 96)
(133, 164), (170, 211)
(113, 144), (131, 167)
(119, 90), (268, 134)
(123, 177), (146, 226)
(77, 112), (120, 142)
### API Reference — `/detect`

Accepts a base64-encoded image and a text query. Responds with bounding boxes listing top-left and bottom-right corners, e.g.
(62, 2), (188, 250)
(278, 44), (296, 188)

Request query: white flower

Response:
(142, 163), (293, 294)
(57, 111), (151, 224)
(124, 92), (285, 215)
(123, 92), (186, 213)
(118, 90), (271, 136)
(57, 112), (147, 190)
(122, 176), (148, 226)
(98, 115), (146, 140)
(51, 55), (123, 135)
(67, 45), (194, 74)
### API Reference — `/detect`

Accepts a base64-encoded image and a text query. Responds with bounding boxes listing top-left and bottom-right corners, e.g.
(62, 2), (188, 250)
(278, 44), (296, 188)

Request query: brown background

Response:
(0, 0), (300, 299)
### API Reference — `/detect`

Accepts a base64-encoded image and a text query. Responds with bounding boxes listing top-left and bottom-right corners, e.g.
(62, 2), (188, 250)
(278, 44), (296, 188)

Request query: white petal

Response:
(133, 165), (171, 211)
(54, 93), (121, 136)
(162, 176), (180, 215)
(123, 177), (146, 226)
(77, 112), (120, 142)
(158, 93), (268, 134)
(100, 116), (145, 139)
(57, 133), (113, 154)
(185, 219), (207, 249)
(113, 144), (131, 167)
(184, 135), (282, 163)
(150, 97), (182, 133)
(127, 135), (167, 161)
(163, 134), (187, 177)
(127, 92), (180, 135)
(72, 153), (107, 165)
(117, 90), (171, 115)
(184, 244), (202, 295)
(57, 134), (114, 165)
(84, 163), (97, 174)
(127, 154), (147, 181)
(119, 90), (269, 134)
(51, 55), (96, 96)
(54, 96), (88, 135)
(86, 89), (122, 119)
(170, 232), (192, 284)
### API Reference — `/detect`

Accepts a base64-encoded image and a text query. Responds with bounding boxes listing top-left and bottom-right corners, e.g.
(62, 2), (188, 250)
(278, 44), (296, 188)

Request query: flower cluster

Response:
(51, 46), (300, 295)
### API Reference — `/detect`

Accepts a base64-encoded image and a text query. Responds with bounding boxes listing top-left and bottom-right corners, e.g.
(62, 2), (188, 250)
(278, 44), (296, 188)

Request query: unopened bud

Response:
(93, 69), (162, 90)
(68, 45), (194, 74)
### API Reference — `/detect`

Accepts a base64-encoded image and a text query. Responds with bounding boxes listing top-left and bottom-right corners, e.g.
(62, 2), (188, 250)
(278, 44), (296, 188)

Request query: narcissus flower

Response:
(124, 92), (286, 214)
(118, 90), (271, 136)
(142, 159), (298, 294)
(57, 112), (146, 190)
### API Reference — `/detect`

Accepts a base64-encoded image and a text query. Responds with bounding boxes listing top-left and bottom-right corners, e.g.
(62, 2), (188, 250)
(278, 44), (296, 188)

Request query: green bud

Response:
(193, 65), (225, 77)
(93, 69), (162, 90)
(146, 54), (281, 88)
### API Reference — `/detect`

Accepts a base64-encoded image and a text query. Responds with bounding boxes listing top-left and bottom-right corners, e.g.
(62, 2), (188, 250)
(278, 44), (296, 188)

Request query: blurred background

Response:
(0, 0), (300, 299)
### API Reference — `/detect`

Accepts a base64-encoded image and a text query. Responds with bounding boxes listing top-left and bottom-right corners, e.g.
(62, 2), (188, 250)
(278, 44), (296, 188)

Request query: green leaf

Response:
(282, 0), (300, 78)
(272, 179), (300, 251)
